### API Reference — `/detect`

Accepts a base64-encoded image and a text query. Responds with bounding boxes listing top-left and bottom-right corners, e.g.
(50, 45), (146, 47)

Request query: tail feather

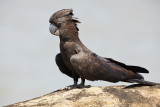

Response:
(128, 79), (160, 86)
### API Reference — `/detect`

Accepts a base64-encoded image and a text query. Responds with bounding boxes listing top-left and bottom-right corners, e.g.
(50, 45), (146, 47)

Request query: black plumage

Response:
(49, 9), (159, 87)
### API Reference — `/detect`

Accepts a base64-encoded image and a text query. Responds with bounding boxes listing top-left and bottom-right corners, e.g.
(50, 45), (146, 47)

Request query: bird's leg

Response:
(67, 77), (79, 89)
(60, 77), (78, 90)
(60, 72), (80, 90)
(78, 77), (91, 88)
(79, 78), (85, 86)
(73, 77), (78, 86)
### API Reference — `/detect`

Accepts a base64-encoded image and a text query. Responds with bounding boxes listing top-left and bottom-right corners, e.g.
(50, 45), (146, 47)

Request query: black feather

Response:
(106, 58), (149, 73)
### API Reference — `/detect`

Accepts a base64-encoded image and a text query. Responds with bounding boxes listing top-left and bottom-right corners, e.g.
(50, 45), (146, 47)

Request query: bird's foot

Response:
(60, 84), (79, 90)
(77, 83), (91, 88)
(60, 84), (91, 91)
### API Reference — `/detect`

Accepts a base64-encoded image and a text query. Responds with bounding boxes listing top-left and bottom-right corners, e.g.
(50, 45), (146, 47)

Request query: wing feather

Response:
(105, 58), (149, 73)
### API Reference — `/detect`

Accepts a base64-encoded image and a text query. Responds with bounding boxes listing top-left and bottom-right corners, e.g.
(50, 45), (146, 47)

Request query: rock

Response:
(5, 85), (160, 107)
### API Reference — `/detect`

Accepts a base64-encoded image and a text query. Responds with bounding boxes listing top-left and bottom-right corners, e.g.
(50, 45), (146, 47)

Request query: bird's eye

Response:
(68, 12), (73, 16)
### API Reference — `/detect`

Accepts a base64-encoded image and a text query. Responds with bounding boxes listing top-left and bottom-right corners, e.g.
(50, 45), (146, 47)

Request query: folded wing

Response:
(105, 58), (149, 73)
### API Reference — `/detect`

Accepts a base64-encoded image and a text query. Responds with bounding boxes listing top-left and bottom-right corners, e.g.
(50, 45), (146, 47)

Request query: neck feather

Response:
(59, 21), (80, 42)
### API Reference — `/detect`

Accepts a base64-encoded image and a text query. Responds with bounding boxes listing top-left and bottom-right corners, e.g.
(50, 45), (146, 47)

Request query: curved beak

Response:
(49, 24), (60, 36)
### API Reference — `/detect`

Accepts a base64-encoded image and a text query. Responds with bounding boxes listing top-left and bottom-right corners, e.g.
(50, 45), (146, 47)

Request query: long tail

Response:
(127, 79), (160, 86)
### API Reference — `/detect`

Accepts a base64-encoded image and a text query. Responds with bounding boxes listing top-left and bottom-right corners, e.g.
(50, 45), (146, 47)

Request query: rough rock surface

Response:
(6, 85), (160, 107)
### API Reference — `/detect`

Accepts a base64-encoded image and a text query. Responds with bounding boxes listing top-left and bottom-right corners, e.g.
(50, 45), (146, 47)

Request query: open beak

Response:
(49, 24), (60, 36)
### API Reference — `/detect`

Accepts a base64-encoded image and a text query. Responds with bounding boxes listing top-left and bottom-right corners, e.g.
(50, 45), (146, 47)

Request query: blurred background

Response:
(0, 0), (160, 106)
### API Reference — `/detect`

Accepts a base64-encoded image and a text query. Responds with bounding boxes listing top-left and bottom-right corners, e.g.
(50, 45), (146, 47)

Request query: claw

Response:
(77, 84), (91, 88)
(59, 78), (91, 91)
(60, 84), (91, 91)
(60, 84), (79, 90)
